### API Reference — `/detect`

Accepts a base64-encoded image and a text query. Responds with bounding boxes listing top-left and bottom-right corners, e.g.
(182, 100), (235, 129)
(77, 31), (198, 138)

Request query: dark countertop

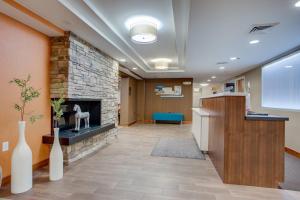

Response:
(245, 114), (289, 121)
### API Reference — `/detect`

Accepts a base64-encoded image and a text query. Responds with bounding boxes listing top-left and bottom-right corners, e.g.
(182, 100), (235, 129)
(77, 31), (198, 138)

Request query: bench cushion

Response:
(152, 112), (184, 121)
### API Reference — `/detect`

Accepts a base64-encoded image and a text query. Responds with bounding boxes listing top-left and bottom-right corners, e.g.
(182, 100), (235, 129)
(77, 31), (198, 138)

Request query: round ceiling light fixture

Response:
(130, 24), (157, 44)
(154, 63), (169, 70)
(125, 16), (162, 44)
(295, 1), (300, 7)
(151, 58), (172, 70)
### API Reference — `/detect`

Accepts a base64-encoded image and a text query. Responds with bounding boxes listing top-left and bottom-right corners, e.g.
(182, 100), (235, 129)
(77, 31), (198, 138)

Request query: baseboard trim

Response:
(285, 147), (300, 159)
(2, 174), (10, 186)
(2, 158), (49, 186)
(143, 120), (153, 124)
(128, 121), (137, 126)
(119, 121), (137, 126)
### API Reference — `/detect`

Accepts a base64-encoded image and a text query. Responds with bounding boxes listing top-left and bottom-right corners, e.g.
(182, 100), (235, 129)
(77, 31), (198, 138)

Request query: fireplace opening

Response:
(44, 98), (115, 145)
(51, 99), (101, 134)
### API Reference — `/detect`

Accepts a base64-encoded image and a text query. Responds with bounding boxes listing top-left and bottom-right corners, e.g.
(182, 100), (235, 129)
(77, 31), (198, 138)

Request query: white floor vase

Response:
(49, 128), (63, 181)
(11, 121), (32, 194)
(0, 164), (2, 188)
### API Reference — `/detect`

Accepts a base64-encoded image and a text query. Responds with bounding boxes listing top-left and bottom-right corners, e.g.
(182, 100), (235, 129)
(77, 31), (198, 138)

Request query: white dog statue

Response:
(73, 104), (90, 131)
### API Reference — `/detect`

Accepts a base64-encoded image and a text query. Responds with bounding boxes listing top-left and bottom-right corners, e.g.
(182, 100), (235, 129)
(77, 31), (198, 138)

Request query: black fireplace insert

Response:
(51, 98), (101, 133)
(43, 98), (115, 145)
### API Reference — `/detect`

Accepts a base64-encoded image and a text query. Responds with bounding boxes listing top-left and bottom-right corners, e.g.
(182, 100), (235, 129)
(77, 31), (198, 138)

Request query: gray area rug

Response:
(151, 137), (205, 160)
(280, 153), (300, 191)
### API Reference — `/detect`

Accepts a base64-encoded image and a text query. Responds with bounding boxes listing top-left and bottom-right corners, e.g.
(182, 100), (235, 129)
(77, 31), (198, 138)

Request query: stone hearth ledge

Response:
(64, 127), (117, 164)
(43, 125), (117, 164)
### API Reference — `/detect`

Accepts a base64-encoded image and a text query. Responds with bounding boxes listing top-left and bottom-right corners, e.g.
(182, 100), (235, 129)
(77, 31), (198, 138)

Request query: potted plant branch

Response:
(0, 165), (2, 189)
(49, 84), (64, 181)
(9, 74), (42, 194)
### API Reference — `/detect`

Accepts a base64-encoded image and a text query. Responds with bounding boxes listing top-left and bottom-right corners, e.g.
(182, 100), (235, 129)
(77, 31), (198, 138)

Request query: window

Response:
(262, 51), (300, 110)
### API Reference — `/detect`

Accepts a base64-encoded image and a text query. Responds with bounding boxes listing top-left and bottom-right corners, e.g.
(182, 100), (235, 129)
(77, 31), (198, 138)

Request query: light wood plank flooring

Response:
(1, 124), (300, 200)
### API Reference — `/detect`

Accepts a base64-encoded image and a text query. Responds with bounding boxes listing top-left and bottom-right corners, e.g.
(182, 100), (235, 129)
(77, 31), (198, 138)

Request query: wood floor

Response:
(1, 124), (300, 200)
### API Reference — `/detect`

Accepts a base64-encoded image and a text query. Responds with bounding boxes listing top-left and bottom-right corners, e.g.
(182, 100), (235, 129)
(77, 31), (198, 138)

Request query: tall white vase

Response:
(49, 128), (63, 181)
(0, 164), (2, 188)
(11, 121), (32, 194)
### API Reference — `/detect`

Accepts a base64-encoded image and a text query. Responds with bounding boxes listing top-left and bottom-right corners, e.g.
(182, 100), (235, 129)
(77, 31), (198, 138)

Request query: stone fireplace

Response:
(43, 32), (119, 164)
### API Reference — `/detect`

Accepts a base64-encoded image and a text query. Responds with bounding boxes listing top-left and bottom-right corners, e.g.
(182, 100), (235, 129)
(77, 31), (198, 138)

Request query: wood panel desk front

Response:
(202, 95), (288, 188)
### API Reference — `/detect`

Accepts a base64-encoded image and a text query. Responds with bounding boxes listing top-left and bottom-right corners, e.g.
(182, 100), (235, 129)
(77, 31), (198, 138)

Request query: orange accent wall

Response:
(0, 13), (50, 178)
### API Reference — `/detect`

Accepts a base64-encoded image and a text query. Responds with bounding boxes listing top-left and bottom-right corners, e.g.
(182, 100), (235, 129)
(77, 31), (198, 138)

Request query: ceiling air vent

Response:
(216, 61), (228, 65)
(249, 22), (279, 34)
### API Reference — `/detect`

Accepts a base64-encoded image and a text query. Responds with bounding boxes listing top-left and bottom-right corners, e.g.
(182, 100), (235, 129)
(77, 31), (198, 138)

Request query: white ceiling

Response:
(186, 0), (300, 82)
(3, 0), (300, 82)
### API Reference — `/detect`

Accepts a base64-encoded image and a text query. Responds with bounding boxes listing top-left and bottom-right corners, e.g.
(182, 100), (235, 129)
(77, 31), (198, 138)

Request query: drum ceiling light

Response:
(151, 58), (172, 70)
(154, 62), (168, 70)
(125, 16), (162, 44)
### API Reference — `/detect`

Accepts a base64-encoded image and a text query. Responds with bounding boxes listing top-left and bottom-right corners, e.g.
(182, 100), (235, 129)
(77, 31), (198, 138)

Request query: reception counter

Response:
(201, 94), (288, 188)
(192, 108), (209, 151)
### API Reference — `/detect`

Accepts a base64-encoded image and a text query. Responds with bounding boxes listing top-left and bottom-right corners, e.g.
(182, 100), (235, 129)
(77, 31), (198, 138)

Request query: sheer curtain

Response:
(262, 51), (300, 110)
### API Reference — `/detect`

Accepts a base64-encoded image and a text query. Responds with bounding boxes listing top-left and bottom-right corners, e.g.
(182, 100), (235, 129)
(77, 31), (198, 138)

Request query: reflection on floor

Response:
(282, 153), (300, 191)
(0, 124), (300, 200)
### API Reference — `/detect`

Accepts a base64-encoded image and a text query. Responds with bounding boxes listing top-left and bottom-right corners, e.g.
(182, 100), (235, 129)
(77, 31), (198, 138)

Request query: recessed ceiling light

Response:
(249, 40), (260, 44)
(207, 79), (211, 82)
(132, 67), (137, 70)
(200, 83), (209, 87)
(295, 1), (300, 7)
(211, 76), (216, 79)
(230, 57), (239, 61)
(119, 58), (126, 62)
(219, 66), (225, 70)
(284, 65), (293, 68)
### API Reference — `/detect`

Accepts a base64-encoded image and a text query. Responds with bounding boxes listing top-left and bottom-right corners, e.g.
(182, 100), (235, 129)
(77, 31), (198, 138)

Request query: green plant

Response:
(50, 84), (65, 128)
(9, 74), (42, 123)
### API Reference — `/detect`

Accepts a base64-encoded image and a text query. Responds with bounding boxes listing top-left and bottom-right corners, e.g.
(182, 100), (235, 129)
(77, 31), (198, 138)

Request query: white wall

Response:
(201, 83), (223, 96)
(242, 67), (300, 152)
(193, 82), (223, 107)
(193, 82), (201, 108)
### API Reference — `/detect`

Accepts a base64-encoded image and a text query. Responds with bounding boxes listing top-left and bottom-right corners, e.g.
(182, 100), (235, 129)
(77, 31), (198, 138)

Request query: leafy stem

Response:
(10, 74), (42, 123)
(50, 83), (65, 128)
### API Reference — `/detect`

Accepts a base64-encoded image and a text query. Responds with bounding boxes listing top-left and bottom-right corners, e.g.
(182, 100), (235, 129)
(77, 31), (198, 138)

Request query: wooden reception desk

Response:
(201, 94), (288, 188)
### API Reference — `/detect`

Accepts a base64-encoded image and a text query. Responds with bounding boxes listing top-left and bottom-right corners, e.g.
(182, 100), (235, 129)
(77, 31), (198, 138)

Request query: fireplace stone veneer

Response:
(45, 32), (119, 164)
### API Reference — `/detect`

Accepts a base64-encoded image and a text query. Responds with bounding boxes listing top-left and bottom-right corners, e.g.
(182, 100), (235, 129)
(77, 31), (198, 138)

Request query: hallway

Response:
(1, 124), (299, 200)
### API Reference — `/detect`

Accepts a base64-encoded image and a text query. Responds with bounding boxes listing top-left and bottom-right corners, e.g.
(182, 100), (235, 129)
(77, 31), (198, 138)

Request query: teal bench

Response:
(152, 112), (184, 124)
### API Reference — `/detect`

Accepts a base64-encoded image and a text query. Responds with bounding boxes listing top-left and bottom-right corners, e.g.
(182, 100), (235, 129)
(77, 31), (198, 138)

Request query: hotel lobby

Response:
(0, 0), (300, 199)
